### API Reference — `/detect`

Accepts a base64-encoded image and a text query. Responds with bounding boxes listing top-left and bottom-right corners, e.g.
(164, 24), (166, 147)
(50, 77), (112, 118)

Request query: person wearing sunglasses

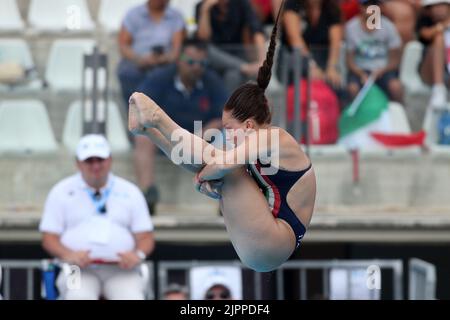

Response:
(39, 135), (155, 300)
(117, 0), (185, 216)
(139, 38), (227, 136)
(135, 38), (228, 209)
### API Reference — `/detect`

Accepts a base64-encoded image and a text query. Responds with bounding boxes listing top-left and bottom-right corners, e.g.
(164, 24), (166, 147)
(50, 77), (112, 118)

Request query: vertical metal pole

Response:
(27, 268), (33, 300)
(147, 262), (154, 300)
(322, 268), (329, 299)
(292, 48), (303, 142)
(276, 269), (284, 300)
(158, 265), (167, 300)
(408, 265), (415, 300)
(104, 54), (109, 138)
(346, 269), (351, 300)
(254, 272), (262, 300)
(280, 49), (289, 130)
(92, 47), (99, 134)
(393, 263), (403, 300)
(81, 52), (87, 135)
(4, 268), (10, 300)
(305, 55), (312, 156)
(300, 269), (307, 300)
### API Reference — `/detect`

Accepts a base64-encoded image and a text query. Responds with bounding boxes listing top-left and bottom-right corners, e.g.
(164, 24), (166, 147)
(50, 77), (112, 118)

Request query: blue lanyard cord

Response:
(85, 180), (114, 215)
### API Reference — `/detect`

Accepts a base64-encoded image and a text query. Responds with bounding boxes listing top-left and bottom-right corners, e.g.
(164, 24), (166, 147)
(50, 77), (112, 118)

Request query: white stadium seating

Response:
(0, 100), (58, 154)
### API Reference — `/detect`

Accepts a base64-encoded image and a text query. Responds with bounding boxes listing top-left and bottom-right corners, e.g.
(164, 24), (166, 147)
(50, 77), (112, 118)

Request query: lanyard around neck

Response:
(85, 179), (114, 215)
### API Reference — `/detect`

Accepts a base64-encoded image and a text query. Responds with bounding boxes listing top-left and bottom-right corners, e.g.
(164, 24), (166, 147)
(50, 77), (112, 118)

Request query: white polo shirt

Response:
(39, 173), (153, 261)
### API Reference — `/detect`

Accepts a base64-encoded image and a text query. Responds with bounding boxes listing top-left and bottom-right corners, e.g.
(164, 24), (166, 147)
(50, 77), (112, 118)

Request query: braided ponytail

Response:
(256, 0), (285, 91)
(223, 1), (286, 125)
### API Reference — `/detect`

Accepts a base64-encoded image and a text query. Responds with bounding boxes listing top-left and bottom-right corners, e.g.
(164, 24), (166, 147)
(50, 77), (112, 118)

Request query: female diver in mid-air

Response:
(128, 1), (316, 272)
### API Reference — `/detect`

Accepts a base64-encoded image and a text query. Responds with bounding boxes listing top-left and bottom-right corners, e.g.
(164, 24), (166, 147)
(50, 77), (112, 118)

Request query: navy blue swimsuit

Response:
(248, 161), (312, 251)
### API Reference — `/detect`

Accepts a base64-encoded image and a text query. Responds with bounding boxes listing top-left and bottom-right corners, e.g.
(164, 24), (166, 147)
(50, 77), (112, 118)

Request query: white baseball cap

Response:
(422, 0), (450, 6)
(76, 134), (111, 161)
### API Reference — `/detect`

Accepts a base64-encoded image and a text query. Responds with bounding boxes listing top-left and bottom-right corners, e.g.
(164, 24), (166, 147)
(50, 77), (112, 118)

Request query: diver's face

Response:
(221, 110), (256, 148)
(221, 110), (247, 131)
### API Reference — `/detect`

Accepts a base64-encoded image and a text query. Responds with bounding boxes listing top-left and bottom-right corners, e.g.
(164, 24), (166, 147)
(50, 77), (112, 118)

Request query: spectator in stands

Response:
(346, 0), (404, 102)
(341, 0), (420, 44)
(339, 0), (360, 21)
(163, 283), (189, 300)
(136, 39), (226, 196)
(250, 0), (284, 25)
(195, 0), (267, 93)
(416, 0), (450, 110)
(139, 39), (226, 133)
(39, 135), (155, 300)
(204, 283), (233, 300)
(117, 0), (185, 212)
(382, 0), (421, 46)
(282, 0), (344, 89)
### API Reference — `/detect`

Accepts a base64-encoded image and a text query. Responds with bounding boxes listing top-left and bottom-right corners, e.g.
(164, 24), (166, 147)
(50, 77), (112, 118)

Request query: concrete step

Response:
(1, 147), (450, 230)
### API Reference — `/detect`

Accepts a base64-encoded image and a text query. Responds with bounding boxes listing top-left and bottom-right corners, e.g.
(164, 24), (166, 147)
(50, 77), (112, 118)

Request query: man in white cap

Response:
(39, 134), (155, 300)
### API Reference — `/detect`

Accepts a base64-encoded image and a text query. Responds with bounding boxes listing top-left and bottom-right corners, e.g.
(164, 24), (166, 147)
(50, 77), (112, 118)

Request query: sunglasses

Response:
(180, 54), (208, 67)
(205, 290), (231, 300)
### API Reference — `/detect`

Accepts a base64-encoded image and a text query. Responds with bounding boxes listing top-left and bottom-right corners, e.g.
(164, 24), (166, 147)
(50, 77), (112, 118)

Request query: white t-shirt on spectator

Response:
(39, 173), (153, 261)
(345, 16), (402, 71)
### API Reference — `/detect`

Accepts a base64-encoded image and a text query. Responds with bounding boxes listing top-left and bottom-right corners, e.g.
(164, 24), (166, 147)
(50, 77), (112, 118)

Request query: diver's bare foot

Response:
(128, 92), (162, 135)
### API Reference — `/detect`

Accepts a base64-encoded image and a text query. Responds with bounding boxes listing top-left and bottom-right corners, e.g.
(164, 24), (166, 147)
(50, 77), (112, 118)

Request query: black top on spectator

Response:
(195, 0), (264, 45)
(282, 0), (341, 48)
(416, 14), (435, 47)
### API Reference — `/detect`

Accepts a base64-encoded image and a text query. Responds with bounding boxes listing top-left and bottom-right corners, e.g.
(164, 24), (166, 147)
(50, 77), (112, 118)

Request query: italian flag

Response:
(339, 79), (425, 150)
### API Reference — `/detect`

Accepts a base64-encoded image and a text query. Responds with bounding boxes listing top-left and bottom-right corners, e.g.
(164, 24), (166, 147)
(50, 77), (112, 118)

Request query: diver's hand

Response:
(194, 173), (223, 200)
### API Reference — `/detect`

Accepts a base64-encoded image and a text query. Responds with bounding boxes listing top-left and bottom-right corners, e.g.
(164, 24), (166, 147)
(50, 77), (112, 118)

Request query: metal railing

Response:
(0, 260), (42, 300)
(158, 259), (405, 300)
(279, 47), (313, 148)
(276, 260), (404, 300)
(1, 259), (438, 300)
(0, 259), (154, 300)
(409, 258), (436, 300)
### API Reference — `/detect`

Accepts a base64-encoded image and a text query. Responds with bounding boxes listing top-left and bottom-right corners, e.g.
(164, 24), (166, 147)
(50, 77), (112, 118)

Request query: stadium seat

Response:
(170, 0), (201, 35)
(28, 0), (94, 32)
(0, 0), (25, 32)
(45, 39), (97, 91)
(388, 102), (412, 134)
(400, 41), (430, 96)
(189, 265), (242, 300)
(0, 100), (58, 154)
(0, 38), (42, 92)
(98, 0), (144, 33)
(62, 99), (131, 153)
